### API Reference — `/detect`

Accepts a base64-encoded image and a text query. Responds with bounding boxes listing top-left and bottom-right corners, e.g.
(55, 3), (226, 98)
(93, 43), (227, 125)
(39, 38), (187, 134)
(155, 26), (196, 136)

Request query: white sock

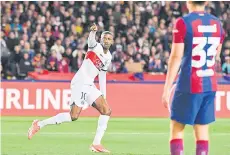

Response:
(37, 112), (72, 128)
(93, 115), (110, 145)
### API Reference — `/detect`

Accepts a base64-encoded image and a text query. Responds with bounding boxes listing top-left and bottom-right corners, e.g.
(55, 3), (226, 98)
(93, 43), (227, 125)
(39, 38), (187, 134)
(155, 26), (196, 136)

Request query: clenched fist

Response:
(90, 23), (98, 31)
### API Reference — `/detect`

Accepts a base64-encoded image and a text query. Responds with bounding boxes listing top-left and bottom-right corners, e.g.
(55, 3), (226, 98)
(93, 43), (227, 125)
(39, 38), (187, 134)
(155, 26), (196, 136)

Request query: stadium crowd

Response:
(1, 1), (230, 79)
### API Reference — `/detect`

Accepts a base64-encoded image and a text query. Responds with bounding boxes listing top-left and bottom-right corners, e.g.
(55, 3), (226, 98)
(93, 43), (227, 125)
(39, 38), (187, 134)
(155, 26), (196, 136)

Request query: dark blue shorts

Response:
(170, 91), (216, 125)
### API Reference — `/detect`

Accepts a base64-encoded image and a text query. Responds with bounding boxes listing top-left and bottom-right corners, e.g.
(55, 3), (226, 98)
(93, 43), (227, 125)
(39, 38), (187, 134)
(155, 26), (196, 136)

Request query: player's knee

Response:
(101, 108), (112, 116)
(107, 108), (112, 116)
(170, 120), (185, 140)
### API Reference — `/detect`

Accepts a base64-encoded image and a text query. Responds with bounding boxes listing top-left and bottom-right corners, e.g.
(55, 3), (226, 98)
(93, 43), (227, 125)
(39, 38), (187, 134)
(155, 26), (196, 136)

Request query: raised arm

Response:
(88, 23), (98, 49)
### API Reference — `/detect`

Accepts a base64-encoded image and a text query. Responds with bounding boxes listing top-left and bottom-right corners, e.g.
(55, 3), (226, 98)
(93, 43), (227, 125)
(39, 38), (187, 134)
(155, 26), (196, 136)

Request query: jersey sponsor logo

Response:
(85, 51), (104, 70)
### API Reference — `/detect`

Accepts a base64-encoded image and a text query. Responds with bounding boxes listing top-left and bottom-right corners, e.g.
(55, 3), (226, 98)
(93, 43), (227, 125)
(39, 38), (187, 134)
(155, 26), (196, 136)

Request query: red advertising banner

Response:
(1, 82), (229, 117)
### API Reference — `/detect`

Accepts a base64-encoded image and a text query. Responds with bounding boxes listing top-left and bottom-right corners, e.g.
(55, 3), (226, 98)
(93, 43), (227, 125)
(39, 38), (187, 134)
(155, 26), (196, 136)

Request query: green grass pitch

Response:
(1, 117), (230, 155)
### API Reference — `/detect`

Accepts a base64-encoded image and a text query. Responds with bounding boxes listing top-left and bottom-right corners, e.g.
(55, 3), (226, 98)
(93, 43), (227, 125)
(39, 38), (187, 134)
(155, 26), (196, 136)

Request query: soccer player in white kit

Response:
(28, 23), (113, 153)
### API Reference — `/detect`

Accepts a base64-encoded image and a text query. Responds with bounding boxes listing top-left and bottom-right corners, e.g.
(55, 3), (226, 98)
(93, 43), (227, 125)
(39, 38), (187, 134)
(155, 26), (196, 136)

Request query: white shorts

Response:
(70, 83), (102, 110)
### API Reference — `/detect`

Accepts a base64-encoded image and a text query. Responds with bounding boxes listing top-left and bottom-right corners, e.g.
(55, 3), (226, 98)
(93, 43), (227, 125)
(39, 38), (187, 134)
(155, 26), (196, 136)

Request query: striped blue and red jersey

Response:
(173, 11), (225, 93)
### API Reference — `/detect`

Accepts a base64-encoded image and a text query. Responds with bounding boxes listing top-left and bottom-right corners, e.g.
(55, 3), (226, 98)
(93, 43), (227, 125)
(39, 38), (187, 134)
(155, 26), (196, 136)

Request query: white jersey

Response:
(72, 43), (112, 85)
(70, 31), (111, 109)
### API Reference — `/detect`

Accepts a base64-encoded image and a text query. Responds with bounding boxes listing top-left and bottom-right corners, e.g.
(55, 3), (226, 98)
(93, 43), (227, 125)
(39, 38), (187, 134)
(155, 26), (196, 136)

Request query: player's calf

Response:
(194, 124), (209, 141)
(70, 102), (82, 121)
(32, 103), (81, 131)
(170, 120), (185, 155)
(194, 124), (209, 155)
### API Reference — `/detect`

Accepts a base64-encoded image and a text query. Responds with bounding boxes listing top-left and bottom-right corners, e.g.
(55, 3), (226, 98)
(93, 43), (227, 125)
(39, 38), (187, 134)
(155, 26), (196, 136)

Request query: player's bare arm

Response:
(216, 44), (223, 64)
(99, 69), (107, 99)
(162, 43), (184, 110)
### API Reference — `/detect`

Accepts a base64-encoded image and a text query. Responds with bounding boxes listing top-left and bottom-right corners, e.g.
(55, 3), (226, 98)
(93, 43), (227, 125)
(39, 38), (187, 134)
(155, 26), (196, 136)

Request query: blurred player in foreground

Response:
(162, 1), (225, 155)
(28, 23), (113, 153)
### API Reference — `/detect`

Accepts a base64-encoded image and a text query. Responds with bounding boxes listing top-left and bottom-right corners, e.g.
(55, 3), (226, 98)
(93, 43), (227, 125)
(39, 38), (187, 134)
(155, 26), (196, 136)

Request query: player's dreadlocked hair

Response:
(192, 1), (206, 5)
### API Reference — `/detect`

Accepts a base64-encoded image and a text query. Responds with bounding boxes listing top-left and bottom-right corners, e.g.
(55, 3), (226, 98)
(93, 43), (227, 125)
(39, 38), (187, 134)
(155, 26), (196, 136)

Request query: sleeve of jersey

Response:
(88, 31), (97, 49)
(173, 18), (186, 43)
(99, 70), (107, 98)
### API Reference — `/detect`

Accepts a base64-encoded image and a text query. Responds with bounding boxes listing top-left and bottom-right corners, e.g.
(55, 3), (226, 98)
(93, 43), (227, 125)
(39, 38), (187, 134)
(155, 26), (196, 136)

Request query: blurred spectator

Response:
(44, 31), (55, 49)
(113, 4), (122, 24)
(58, 58), (70, 73)
(21, 42), (35, 60)
(1, 31), (11, 72)
(221, 49), (230, 65)
(1, 1), (229, 80)
(222, 56), (230, 74)
(32, 52), (44, 72)
(71, 49), (84, 72)
(12, 45), (22, 64)
(62, 47), (73, 65)
(51, 38), (65, 61)
(150, 58), (165, 74)
(39, 43), (49, 57)
(111, 45), (127, 73)
(10, 18), (23, 33)
(19, 52), (34, 77)
(6, 31), (19, 52)
(47, 49), (58, 71)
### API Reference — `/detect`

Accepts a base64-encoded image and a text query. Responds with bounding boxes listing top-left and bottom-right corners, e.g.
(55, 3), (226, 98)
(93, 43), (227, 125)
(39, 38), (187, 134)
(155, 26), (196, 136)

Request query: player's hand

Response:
(162, 89), (171, 113)
(90, 23), (98, 31)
